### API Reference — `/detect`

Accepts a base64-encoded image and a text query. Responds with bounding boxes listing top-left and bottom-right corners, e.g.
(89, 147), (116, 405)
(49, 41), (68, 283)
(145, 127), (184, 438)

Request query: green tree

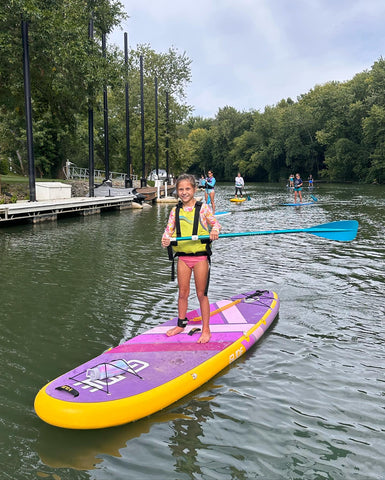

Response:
(0, 0), (125, 176)
(362, 104), (385, 182)
(183, 127), (213, 174)
(210, 106), (253, 180)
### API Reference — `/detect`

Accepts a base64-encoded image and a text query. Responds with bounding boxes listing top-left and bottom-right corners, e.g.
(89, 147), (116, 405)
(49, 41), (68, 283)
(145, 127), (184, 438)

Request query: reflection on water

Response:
(1, 183), (384, 480)
(37, 411), (194, 471)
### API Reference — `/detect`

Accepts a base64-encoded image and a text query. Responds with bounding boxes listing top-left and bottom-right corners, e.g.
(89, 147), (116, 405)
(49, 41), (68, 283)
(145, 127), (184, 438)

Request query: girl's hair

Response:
(176, 173), (196, 189)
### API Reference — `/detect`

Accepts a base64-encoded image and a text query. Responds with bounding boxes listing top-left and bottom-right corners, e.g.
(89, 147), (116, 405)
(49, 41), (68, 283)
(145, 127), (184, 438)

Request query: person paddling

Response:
(161, 174), (221, 343)
(234, 172), (244, 198)
(294, 173), (303, 203)
(205, 170), (216, 214)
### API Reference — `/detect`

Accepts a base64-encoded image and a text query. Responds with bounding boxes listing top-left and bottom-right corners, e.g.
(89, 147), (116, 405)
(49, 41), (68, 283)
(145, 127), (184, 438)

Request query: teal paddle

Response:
(311, 194), (318, 202)
(173, 220), (358, 243)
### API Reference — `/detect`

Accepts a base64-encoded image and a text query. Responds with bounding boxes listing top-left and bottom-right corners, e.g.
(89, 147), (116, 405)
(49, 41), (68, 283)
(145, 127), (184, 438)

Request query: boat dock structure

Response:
(0, 182), (177, 226)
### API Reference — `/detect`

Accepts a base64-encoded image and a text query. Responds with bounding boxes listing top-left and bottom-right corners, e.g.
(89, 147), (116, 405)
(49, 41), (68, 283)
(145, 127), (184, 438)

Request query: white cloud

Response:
(110, 0), (385, 117)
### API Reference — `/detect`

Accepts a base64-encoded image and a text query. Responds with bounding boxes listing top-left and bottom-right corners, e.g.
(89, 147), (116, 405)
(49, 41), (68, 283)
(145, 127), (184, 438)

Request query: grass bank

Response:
(0, 175), (70, 203)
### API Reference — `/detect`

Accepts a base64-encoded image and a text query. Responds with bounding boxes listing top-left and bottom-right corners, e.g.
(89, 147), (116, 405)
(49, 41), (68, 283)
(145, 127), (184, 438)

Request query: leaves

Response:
(0, 1), (192, 178)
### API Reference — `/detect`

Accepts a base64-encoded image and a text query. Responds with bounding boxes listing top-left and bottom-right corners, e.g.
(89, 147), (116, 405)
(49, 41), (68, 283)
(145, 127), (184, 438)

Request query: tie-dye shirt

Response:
(162, 203), (221, 239)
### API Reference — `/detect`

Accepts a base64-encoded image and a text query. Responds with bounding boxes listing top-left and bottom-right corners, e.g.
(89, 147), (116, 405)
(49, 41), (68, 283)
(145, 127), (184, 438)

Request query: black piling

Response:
(21, 19), (36, 202)
(88, 17), (94, 197)
(124, 33), (132, 188)
(102, 33), (110, 183)
(155, 76), (159, 178)
(140, 55), (146, 187)
(165, 91), (169, 182)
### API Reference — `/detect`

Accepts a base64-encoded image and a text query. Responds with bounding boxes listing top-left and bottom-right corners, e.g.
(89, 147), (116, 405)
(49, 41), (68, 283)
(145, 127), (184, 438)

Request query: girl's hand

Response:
(161, 235), (171, 248)
(210, 230), (219, 241)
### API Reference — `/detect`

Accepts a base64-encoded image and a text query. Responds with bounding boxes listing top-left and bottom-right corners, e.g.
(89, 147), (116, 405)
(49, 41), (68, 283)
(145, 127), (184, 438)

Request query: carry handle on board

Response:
(174, 220), (359, 243)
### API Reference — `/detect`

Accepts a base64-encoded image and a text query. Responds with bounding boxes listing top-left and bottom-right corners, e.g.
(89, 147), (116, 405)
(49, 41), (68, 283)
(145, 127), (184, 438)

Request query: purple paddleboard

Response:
(35, 289), (279, 429)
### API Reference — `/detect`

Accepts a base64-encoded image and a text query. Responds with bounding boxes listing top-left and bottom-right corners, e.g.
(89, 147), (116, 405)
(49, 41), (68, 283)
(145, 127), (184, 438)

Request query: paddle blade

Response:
(307, 220), (358, 242)
(311, 194), (318, 202)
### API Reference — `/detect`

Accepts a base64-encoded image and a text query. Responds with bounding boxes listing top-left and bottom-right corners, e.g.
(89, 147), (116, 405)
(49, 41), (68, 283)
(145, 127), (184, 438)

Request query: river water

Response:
(0, 183), (384, 480)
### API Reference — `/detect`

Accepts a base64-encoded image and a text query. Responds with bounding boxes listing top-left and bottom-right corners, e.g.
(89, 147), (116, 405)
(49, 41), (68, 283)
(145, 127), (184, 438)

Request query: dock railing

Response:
(64, 164), (138, 184)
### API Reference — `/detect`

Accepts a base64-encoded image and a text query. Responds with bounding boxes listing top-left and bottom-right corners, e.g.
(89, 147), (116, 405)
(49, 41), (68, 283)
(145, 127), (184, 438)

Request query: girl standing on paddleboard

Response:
(161, 174), (221, 344)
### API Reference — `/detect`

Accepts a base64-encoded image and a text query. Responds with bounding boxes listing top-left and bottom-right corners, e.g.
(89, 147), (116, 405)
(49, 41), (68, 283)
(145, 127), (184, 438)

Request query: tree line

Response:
(1, 1), (385, 184)
(181, 58), (385, 184)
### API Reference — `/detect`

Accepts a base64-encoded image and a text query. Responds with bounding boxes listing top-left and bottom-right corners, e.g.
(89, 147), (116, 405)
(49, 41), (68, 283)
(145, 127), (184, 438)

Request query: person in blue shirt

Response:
(205, 170), (216, 214)
(294, 173), (303, 203)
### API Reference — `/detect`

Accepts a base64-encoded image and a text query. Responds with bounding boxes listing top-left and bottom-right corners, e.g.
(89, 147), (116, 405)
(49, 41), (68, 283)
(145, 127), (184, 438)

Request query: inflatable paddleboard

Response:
(280, 201), (316, 206)
(230, 198), (246, 202)
(34, 289), (279, 429)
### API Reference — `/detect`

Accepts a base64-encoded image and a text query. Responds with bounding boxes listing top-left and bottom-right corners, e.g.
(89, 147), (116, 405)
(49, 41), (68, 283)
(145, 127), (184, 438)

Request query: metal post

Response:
(124, 32), (132, 188)
(165, 91), (169, 183)
(21, 19), (36, 202)
(88, 17), (94, 197)
(155, 76), (159, 179)
(102, 33), (110, 183)
(140, 55), (146, 187)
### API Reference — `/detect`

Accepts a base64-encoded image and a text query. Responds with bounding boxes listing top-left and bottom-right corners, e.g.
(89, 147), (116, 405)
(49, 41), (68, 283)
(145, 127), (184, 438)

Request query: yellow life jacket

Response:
(171, 201), (211, 255)
(167, 201), (212, 294)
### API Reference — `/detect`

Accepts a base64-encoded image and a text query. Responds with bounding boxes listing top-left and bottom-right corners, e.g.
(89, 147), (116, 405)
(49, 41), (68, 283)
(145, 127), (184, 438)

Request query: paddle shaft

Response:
(175, 228), (348, 241)
(172, 220), (358, 243)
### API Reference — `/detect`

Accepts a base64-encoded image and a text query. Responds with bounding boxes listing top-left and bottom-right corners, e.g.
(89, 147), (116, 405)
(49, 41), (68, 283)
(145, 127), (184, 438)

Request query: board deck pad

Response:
(35, 289), (279, 429)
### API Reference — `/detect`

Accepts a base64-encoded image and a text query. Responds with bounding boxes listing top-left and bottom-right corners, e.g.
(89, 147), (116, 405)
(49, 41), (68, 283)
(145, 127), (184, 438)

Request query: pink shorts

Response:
(179, 256), (208, 269)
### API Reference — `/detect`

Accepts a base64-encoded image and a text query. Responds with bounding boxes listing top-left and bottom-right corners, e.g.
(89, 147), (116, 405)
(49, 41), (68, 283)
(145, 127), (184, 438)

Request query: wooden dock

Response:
(137, 185), (176, 203)
(0, 184), (177, 226)
(0, 195), (140, 226)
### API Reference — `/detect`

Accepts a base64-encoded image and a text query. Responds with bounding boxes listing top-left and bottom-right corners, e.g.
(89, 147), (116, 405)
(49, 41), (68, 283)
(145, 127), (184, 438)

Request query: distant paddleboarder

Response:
(234, 172), (244, 198)
(294, 173), (303, 203)
(289, 174), (294, 188)
(205, 170), (216, 214)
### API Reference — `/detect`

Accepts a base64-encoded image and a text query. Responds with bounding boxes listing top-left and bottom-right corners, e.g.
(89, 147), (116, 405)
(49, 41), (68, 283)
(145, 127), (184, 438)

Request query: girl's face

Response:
(177, 180), (196, 205)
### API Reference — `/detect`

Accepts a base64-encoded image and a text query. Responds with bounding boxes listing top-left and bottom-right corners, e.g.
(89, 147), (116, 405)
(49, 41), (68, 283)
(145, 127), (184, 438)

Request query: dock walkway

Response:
(0, 185), (177, 226)
(0, 195), (138, 225)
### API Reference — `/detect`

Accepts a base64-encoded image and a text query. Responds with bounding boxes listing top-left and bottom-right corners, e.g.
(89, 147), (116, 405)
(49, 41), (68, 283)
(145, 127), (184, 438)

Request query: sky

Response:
(109, 0), (385, 118)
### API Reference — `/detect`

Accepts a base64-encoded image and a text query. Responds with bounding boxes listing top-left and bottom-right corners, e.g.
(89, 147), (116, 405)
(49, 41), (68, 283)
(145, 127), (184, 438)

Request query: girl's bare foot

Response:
(197, 331), (211, 343)
(166, 326), (184, 337)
